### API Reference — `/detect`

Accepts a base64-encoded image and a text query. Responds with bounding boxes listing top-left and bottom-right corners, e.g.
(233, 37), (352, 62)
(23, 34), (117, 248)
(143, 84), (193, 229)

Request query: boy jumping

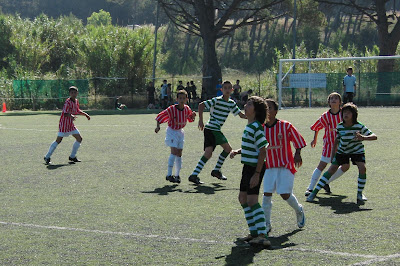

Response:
(44, 86), (90, 165)
(188, 80), (246, 184)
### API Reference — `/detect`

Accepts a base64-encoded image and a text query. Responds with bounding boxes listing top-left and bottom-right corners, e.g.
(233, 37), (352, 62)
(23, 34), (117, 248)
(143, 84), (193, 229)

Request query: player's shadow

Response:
(184, 183), (237, 195)
(223, 229), (301, 265)
(309, 194), (373, 214)
(46, 164), (70, 170)
(141, 185), (183, 195)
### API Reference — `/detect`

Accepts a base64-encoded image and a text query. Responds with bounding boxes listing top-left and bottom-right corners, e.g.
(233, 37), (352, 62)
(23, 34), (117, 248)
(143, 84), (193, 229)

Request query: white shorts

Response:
(320, 155), (332, 164)
(263, 168), (295, 194)
(58, 129), (80, 137)
(165, 127), (184, 149)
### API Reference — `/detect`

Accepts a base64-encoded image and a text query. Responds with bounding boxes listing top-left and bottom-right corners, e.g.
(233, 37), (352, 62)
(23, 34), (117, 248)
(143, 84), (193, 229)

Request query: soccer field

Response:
(1, 107), (400, 265)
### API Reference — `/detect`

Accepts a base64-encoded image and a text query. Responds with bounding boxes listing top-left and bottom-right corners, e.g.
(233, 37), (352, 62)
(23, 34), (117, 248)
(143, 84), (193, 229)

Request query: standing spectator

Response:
(146, 81), (155, 106)
(240, 89), (253, 107)
(185, 82), (192, 103)
(161, 80), (168, 109)
(232, 79), (242, 102)
(167, 83), (172, 106)
(343, 67), (356, 103)
(177, 80), (185, 91)
(216, 79), (223, 97)
(190, 80), (197, 100)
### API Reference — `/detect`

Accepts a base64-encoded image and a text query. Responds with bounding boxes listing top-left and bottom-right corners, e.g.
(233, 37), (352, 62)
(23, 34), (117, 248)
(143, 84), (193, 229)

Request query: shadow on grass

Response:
(46, 164), (70, 170)
(184, 183), (237, 195)
(308, 194), (373, 214)
(222, 229), (301, 265)
(141, 185), (183, 195)
(1, 109), (162, 117)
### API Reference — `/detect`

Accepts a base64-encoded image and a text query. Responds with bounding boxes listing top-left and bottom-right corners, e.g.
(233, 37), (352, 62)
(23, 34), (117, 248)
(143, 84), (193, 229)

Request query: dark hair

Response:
(265, 98), (278, 111)
(341, 102), (358, 123)
(248, 89), (253, 94)
(248, 96), (268, 124)
(176, 89), (188, 98)
(223, 80), (231, 86)
(69, 86), (78, 92)
(327, 92), (342, 107)
(347, 67), (353, 71)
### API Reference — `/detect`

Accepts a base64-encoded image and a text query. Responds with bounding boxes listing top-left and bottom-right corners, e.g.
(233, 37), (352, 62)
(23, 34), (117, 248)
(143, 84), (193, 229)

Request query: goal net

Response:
(277, 55), (400, 109)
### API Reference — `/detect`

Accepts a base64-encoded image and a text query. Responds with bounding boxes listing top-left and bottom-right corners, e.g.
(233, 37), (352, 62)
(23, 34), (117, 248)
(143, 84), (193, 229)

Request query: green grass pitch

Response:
(1, 107), (400, 265)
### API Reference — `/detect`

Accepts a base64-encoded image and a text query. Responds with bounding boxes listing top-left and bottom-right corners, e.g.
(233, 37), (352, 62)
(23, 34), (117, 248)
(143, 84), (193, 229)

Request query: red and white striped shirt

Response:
(59, 98), (81, 133)
(310, 110), (341, 157)
(264, 119), (307, 174)
(155, 104), (194, 130)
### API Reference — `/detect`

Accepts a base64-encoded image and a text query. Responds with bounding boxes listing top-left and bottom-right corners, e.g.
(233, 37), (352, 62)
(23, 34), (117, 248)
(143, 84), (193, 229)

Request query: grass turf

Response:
(0, 107), (399, 265)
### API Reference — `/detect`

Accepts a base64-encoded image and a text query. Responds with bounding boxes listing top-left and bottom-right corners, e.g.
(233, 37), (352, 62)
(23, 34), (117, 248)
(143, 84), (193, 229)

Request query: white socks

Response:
(70, 141), (81, 158)
(327, 168), (345, 184)
(167, 154), (176, 176)
(174, 156), (182, 176)
(262, 196), (272, 225)
(308, 168), (322, 190)
(286, 194), (301, 212)
(45, 141), (59, 159)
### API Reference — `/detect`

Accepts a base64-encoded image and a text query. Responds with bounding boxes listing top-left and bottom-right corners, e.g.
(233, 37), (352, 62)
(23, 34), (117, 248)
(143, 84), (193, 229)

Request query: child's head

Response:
(265, 98), (278, 121)
(221, 81), (233, 96)
(341, 102), (358, 124)
(69, 86), (78, 98)
(347, 67), (353, 75)
(190, 81), (194, 85)
(327, 92), (342, 108)
(245, 96), (268, 124)
(176, 90), (188, 104)
(163, 79), (167, 84)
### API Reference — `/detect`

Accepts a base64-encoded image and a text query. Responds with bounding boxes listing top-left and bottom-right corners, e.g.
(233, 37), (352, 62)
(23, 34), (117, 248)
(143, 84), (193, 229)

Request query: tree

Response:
(157, 0), (286, 97)
(317, 0), (400, 97)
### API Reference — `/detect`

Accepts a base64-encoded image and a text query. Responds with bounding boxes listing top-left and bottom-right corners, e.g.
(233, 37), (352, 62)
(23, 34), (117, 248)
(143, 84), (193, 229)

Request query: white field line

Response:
(1, 220), (396, 262)
(0, 126), (149, 133)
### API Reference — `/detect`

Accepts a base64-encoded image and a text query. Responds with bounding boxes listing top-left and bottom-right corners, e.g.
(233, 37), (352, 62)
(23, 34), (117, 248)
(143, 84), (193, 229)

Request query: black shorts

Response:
(333, 153), (365, 166)
(203, 128), (228, 151)
(240, 164), (266, 195)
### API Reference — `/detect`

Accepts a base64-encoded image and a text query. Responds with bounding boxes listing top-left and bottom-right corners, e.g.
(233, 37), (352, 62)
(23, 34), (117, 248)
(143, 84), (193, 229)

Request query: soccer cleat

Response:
(238, 234), (256, 242)
(69, 157), (81, 163)
(174, 175), (181, 183)
(357, 193), (367, 202)
(249, 234), (271, 247)
(188, 175), (204, 184)
(304, 189), (313, 196)
(166, 175), (176, 183)
(323, 184), (332, 194)
(296, 205), (306, 228)
(44, 157), (52, 165)
(211, 170), (227, 180)
(306, 192), (317, 202)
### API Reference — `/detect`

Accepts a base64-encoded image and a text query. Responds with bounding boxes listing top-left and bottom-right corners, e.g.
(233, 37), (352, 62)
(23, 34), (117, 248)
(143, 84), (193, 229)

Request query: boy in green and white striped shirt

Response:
(307, 103), (377, 203)
(230, 96), (270, 246)
(188, 81), (246, 184)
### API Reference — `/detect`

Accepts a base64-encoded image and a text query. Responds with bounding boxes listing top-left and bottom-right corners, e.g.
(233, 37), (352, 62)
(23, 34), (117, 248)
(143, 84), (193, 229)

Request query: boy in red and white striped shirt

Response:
(305, 92), (349, 196)
(155, 90), (196, 183)
(262, 99), (306, 233)
(44, 86), (90, 165)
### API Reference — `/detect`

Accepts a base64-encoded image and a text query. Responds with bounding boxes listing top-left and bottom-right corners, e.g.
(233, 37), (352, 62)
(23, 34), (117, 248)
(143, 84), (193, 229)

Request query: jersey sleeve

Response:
(62, 99), (72, 114)
(186, 106), (195, 123)
(255, 127), (269, 149)
(289, 123), (307, 149)
(231, 102), (241, 116)
(360, 123), (373, 136)
(155, 107), (170, 124)
(203, 97), (217, 109)
(310, 115), (325, 131)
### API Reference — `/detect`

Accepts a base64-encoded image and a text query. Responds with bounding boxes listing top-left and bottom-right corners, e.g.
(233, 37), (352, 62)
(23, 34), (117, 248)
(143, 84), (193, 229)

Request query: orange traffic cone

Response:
(2, 102), (6, 113)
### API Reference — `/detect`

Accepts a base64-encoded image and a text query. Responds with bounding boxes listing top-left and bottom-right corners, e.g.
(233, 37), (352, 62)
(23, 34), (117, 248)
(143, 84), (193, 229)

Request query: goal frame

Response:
(278, 55), (400, 109)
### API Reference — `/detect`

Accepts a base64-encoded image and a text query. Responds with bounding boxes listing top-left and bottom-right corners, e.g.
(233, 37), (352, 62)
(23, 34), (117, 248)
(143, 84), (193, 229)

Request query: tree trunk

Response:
(249, 23), (257, 63)
(202, 35), (221, 98)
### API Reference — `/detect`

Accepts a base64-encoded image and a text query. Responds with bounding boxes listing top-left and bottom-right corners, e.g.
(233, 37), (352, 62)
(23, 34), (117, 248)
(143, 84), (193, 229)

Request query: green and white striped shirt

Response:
(241, 121), (269, 166)
(203, 96), (241, 131)
(336, 121), (373, 154)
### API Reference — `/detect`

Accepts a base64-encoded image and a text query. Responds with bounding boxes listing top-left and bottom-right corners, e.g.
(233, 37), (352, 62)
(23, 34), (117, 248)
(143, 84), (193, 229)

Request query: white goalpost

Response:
(277, 55), (400, 109)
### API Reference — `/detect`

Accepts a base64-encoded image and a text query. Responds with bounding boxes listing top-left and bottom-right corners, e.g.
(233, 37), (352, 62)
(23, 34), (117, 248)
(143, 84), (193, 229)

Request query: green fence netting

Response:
(12, 79), (89, 110)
